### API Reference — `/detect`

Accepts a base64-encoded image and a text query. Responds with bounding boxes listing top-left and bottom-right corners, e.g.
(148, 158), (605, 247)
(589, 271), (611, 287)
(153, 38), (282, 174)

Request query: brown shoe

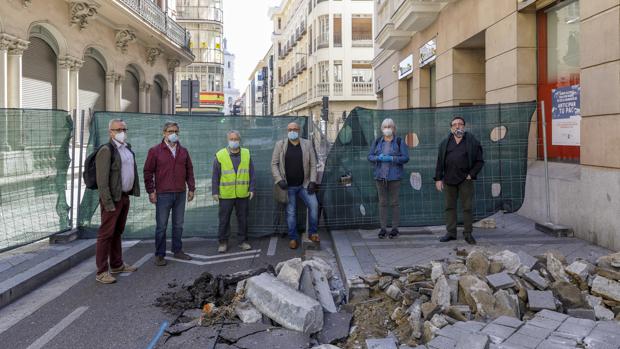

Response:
(289, 240), (298, 249)
(96, 272), (116, 284)
(309, 234), (320, 243)
(174, 251), (192, 260)
(110, 263), (137, 274)
(155, 256), (167, 266)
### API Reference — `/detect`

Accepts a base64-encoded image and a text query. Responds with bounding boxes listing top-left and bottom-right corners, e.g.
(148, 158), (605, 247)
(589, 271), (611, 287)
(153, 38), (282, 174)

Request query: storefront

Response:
(537, 0), (581, 161)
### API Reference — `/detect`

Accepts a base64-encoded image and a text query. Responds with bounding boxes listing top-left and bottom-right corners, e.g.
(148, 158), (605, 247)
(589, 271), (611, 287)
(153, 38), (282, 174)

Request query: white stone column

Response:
(114, 74), (123, 111)
(57, 58), (72, 112)
(7, 40), (28, 108)
(162, 90), (170, 114)
(105, 73), (116, 111)
(0, 35), (10, 109)
(139, 82), (149, 113)
(69, 60), (82, 112)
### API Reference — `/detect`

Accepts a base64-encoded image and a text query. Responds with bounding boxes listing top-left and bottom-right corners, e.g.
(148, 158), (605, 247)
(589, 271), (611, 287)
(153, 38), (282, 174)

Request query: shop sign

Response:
(200, 92), (225, 106)
(419, 38), (436, 67)
(551, 84), (580, 146)
(398, 54), (413, 80)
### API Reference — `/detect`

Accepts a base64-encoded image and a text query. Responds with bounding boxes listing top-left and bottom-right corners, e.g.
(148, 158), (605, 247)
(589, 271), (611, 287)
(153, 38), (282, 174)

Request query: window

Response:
(278, 18), (281, 30)
(352, 67), (372, 82)
(228, 81), (231, 88)
(317, 15), (329, 49)
(352, 15), (372, 47)
(318, 61), (329, 83)
(228, 61), (231, 68)
(333, 15), (342, 47)
(334, 61), (342, 82)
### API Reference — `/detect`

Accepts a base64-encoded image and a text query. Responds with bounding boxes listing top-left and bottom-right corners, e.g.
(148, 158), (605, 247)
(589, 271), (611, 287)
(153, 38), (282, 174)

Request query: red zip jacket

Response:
(143, 141), (195, 194)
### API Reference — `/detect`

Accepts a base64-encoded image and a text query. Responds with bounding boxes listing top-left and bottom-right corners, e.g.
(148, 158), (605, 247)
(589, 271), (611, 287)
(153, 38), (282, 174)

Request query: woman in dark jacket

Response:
(367, 118), (409, 238)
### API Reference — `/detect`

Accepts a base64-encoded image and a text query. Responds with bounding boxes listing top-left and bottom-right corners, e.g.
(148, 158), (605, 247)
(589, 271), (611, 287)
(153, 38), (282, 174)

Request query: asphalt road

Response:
(0, 235), (301, 349)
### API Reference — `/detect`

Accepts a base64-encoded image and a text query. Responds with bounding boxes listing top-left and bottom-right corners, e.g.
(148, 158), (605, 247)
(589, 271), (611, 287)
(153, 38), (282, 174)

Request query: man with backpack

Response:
(144, 121), (195, 265)
(92, 119), (140, 284)
(367, 118), (410, 239)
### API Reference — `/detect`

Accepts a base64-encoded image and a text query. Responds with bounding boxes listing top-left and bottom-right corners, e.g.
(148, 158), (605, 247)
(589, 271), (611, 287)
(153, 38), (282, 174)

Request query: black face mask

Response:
(453, 129), (465, 138)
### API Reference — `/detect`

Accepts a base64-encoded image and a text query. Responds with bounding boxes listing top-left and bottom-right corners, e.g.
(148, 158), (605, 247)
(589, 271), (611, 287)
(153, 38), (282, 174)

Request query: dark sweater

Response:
(285, 141), (304, 186)
(434, 133), (484, 183)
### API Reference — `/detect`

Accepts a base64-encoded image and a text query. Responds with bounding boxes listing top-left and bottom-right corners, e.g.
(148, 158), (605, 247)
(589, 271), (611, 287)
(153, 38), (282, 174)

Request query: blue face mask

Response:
(288, 131), (299, 140)
(228, 141), (240, 149)
(167, 133), (179, 143)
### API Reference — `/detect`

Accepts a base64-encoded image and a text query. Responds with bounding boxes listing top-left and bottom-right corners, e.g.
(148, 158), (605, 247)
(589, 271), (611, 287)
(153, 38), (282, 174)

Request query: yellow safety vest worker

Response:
(216, 148), (250, 199)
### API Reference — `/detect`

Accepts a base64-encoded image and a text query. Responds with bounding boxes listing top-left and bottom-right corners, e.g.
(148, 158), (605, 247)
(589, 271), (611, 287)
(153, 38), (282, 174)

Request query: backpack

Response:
(83, 143), (115, 190)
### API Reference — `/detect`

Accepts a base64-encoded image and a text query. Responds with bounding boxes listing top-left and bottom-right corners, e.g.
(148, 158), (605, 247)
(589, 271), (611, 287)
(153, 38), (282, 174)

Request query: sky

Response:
(223, 0), (281, 94)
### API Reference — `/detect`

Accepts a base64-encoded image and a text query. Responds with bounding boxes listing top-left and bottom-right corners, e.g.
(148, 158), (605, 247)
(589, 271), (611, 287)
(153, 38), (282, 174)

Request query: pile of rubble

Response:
(343, 248), (620, 348)
(155, 257), (350, 349)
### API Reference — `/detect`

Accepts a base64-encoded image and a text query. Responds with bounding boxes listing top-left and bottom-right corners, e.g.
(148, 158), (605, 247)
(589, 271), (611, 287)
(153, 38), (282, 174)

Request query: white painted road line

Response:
(0, 240), (142, 334)
(26, 306), (89, 349)
(167, 249), (262, 260)
(267, 236), (278, 256)
(119, 253), (152, 277)
(166, 254), (260, 266)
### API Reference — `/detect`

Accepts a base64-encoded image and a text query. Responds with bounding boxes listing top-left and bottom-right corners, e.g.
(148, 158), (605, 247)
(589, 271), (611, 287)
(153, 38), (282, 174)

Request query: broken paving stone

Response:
(245, 273), (323, 334)
(446, 262), (468, 276)
(522, 270), (549, 290)
(421, 302), (440, 320)
(486, 272), (516, 290)
(431, 261), (445, 283)
(546, 252), (570, 283)
(235, 301), (262, 323)
(311, 345), (341, 349)
(444, 306), (469, 321)
(361, 274), (380, 286)
(407, 272), (426, 283)
(366, 337), (398, 349)
(550, 281), (587, 308)
(489, 250), (522, 274)
(458, 274), (495, 316)
(426, 335), (456, 349)
(422, 320), (440, 342)
(566, 308), (596, 320)
(466, 250), (490, 277)
(527, 290), (557, 311)
(517, 250), (538, 270)
(565, 260), (593, 287)
(310, 266), (337, 313)
(378, 276), (394, 290)
(593, 305), (615, 321)
(318, 311), (353, 344)
(386, 284), (403, 301)
(431, 275), (451, 309)
(591, 275), (620, 302)
(376, 266), (401, 278)
(595, 266), (620, 282)
(276, 258), (304, 290)
(300, 266), (318, 300)
(234, 327), (311, 349)
(430, 314), (449, 328)
(488, 261), (504, 275)
(302, 257), (333, 279)
(493, 290), (519, 319)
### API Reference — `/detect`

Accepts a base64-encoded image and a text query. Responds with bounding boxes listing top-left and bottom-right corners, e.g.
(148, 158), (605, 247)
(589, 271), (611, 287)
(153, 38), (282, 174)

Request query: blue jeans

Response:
(286, 186), (318, 240)
(155, 192), (186, 257)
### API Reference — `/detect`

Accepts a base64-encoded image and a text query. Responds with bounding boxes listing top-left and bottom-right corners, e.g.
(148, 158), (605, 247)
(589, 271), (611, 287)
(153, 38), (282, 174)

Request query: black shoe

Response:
(378, 229), (387, 239)
(439, 234), (457, 242)
(388, 228), (399, 239)
(464, 234), (477, 245)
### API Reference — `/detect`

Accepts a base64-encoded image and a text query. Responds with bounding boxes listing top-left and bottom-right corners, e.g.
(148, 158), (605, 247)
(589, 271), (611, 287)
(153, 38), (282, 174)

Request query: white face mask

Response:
(167, 133), (179, 143)
(114, 132), (126, 143)
(382, 128), (393, 137)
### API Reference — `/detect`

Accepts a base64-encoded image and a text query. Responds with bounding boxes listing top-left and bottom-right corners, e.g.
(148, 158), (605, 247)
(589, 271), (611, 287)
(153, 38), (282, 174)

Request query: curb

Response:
(329, 229), (364, 299)
(0, 239), (96, 309)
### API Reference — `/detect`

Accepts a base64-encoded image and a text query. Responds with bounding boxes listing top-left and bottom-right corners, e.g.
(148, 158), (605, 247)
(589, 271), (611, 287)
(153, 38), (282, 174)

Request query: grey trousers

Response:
(376, 180), (400, 230)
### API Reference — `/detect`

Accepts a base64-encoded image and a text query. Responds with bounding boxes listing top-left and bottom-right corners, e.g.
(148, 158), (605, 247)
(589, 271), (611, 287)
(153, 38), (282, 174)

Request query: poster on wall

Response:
(551, 84), (580, 146)
(398, 55), (413, 80)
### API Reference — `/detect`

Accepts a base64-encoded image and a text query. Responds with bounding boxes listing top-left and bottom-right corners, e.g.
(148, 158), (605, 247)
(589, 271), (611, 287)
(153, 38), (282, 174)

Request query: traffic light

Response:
(321, 96), (329, 121)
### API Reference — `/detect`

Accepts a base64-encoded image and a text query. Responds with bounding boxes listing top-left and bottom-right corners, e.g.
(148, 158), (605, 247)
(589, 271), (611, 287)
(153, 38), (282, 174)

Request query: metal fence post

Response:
(69, 109), (77, 228)
(540, 100), (551, 223)
(76, 110), (86, 228)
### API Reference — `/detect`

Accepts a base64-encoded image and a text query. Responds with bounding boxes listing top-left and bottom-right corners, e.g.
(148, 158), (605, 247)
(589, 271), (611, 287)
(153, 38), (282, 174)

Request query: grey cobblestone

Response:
(503, 333), (544, 349)
(555, 317), (596, 340)
(481, 323), (517, 344)
(514, 324), (554, 339)
(527, 290), (557, 311)
(526, 317), (562, 331)
(534, 309), (570, 322)
(491, 316), (524, 329)
(426, 335), (456, 349)
(535, 339), (577, 349)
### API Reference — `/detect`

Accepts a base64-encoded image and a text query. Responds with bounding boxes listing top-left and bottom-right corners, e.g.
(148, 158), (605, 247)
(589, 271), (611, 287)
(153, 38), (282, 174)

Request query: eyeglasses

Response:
(287, 128), (300, 132)
(451, 123), (464, 127)
(110, 128), (128, 132)
(165, 130), (179, 134)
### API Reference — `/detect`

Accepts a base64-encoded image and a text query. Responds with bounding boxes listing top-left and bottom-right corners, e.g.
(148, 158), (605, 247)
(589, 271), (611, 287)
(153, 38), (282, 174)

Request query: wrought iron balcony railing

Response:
(118, 0), (191, 52)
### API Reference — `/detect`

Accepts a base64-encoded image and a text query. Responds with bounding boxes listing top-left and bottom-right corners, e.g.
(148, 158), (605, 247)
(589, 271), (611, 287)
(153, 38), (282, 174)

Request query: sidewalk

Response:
(0, 238), (96, 309)
(331, 213), (612, 289)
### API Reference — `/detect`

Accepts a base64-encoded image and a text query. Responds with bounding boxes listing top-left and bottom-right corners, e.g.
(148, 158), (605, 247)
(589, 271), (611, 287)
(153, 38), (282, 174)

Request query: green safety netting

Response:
(319, 101), (537, 230)
(78, 113), (308, 239)
(0, 109), (72, 251)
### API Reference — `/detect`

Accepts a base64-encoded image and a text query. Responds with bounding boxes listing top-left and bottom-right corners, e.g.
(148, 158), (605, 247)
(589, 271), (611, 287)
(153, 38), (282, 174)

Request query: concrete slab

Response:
(527, 290), (557, 311)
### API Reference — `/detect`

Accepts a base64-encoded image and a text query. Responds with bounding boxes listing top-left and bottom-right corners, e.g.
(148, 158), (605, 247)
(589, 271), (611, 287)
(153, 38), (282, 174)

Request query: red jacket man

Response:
(144, 121), (195, 266)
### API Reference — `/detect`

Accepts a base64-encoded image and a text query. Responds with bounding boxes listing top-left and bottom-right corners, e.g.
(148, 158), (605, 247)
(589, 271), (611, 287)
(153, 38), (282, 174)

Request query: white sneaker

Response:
(238, 242), (252, 251)
(218, 242), (227, 253)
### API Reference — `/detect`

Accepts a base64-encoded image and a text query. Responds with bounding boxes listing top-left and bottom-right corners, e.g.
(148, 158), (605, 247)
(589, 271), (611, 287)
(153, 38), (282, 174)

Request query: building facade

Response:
(270, 0), (376, 139)
(223, 39), (239, 115)
(373, 0), (620, 250)
(245, 47), (275, 117)
(175, 0), (224, 113)
(0, 0), (192, 115)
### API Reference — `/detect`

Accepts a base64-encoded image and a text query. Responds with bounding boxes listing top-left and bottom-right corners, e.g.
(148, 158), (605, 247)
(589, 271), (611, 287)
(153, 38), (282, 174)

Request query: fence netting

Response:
(77, 113), (309, 239)
(0, 109), (72, 251)
(319, 101), (537, 230)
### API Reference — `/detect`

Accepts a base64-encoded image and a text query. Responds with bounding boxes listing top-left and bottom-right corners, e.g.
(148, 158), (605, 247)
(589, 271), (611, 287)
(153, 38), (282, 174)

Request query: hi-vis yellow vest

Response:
(216, 148), (250, 199)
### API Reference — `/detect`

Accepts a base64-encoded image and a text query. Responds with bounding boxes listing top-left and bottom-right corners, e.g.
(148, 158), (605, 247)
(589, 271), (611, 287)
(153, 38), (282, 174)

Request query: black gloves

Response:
(277, 180), (288, 190)
(307, 181), (318, 194)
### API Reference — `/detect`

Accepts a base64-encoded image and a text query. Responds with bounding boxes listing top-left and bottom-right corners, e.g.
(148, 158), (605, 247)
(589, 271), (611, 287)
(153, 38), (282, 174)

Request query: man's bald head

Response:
(287, 122), (300, 131)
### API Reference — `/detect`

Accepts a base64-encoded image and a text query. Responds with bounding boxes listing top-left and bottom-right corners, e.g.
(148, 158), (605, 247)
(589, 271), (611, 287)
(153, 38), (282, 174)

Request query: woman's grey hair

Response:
(163, 121), (179, 131)
(108, 118), (125, 130)
(381, 118), (395, 130)
(227, 130), (241, 139)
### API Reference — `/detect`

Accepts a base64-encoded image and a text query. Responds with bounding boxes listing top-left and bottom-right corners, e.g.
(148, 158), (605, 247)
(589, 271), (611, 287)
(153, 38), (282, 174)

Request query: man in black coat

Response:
(434, 116), (484, 245)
